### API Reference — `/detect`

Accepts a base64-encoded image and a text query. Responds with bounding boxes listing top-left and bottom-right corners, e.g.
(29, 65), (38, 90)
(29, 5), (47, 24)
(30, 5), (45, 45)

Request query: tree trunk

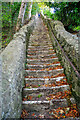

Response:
(28, 2), (33, 19)
(16, 1), (27, 31)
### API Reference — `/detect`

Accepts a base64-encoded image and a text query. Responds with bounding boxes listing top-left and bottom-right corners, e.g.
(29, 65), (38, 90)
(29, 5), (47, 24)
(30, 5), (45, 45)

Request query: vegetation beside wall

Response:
(2, 2), (21, 49)
(31, 2), (40, 16)
(45, 2), (80, 32)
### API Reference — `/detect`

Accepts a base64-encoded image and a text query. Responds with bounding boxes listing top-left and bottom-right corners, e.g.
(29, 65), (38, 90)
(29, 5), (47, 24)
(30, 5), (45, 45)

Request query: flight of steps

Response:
(21, 18), (79, 119)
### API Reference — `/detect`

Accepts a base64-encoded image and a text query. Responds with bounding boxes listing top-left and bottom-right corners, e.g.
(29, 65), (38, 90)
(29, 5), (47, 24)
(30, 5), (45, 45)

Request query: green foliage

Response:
(43, 9), (54, 19)
(37, 94), (42, 98)
(2, 2), (21, 48)
(2, 2), (21, 28)
(31, 2), (40, 15)
(1, 2), (40, 49)
(73, 26), (80, 31)
(24, 3), (30, 19)
(45, 2), (80, 31)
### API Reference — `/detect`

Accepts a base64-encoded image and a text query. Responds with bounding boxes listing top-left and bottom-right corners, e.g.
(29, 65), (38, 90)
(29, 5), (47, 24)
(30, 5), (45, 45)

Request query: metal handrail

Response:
(48, 21), (80, 79)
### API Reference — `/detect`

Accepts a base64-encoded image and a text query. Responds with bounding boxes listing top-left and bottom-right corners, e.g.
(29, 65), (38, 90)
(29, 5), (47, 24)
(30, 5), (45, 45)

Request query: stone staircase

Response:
(21, 18), (79, 119)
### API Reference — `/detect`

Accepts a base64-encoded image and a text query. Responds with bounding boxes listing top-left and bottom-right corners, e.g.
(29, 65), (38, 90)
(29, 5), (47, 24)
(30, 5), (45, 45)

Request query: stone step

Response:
(25, 77), (66, 86)
(23, 96), (75, 105)
(28, 44), (52, 48)
(23, 89), (75, 102)
(26, 68), (64, 77)
(28, 46), (53, 50)
(21, 107), (79, 119)
(23, 85), (71, 100)
(26, 65), (63, 72)
(25, 73), (65, 80)
(23, 85), (70, 96)
(28, 42), (52, 46)
(28, 47), (54, 50)
(27, 57), (59, 64)
(28, 45), (52, 48)
(21, 108), (79, 119)
(29, 38), (51, 42)
(26, 65), (62, 70)
(26, 67), (63, 72)
(25, 72), (66, 81)
(29, 41), (52, 45)
(25, 74), (65, 80)
(27, 56), (58, 60)
(27, 53), (56, 57)
(26, 63), (60, 70)
(27, 49), (55, 53)
(23, 92), (74, 101)
(27, 51), (55, 56)
(27, 53), (56, 59)
(59, 118), (80, 120)
(28, 43), (52, 46)
(27, 46), (53, 51)
(22, 99), (68, 111)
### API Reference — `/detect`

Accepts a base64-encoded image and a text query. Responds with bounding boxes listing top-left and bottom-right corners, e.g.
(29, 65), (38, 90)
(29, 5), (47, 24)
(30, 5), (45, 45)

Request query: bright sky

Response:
(50, 8), (55, 14)
(38, 2), (55, 14)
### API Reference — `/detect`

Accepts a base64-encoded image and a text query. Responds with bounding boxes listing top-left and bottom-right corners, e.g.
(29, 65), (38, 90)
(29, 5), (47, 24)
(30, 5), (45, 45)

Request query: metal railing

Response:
(47, 21), (80, 79)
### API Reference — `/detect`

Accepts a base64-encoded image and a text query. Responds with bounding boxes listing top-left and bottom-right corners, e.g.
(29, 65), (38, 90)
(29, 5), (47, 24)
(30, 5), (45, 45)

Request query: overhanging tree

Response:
(28, 2), (33, 19)
(45, 2), (80, 31)
(16, 1), (27, 31)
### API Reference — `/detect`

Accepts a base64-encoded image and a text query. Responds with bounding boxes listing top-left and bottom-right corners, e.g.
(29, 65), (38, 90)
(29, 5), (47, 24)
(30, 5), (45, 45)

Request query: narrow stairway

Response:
(21, 18), (79, 119)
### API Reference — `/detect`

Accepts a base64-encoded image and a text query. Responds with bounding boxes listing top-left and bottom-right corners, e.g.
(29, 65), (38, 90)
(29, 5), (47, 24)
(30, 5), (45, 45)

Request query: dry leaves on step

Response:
(49, 104), (79, 119)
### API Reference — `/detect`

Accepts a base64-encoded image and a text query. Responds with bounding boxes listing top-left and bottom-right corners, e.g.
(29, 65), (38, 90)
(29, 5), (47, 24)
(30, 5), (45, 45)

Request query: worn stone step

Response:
(21, 108), (79, 119)
(25, 72), (66, 80)
(25, 77), (66, 87)
(27, 57), (59, 64)
(28, 42), (52, 45)
(27, 48), (54, 51)
(27, 53), (56, 59)
(27, 53), (56, 57)
(23, 85), (70, 96)
(23, 92), (70, 101)
(26, 65), (63, 72)
(23, 90), (75, 102)
(23, 96), (76, 106)
(27, 49), (55, 53)
(27, 51), (55, 56)
(26, 63), (60, 70)
(29, 41), (52, 45)
(23, 78), (69, 97)
(28, 45), (53, 49)
(29, 38), (51, 42)
(28, 46), (53, 51)
(28, 44), (52, 47)
(22, 101), (50, 114)
(28, 45), (52, 48)
(23, 86), (72, 100)
(26, 68), (64, 77)
(25, 74), (65, 80)
(22, 99), (68, 111)
(59, 118), (80, 120)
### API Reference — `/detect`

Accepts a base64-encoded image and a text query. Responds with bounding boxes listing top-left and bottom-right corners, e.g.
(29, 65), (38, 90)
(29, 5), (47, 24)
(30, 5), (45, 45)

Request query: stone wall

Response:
(0, 18), (35, 119)
(41, 15), (80, 112)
